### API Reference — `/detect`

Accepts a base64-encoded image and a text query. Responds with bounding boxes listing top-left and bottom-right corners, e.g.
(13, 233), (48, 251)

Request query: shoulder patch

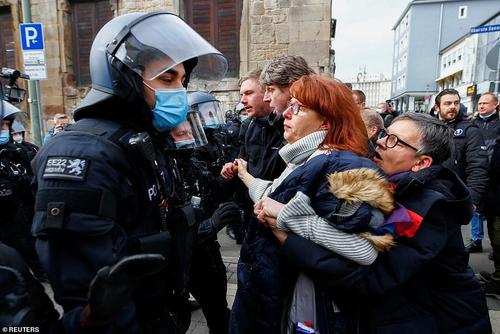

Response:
(454, 128), (464, 136)
(43, 156), (89, 181)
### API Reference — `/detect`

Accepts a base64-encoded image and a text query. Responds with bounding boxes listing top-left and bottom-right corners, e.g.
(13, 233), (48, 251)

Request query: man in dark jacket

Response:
(467, 93), (500, 254)
(436, 89), (489, 252)
(270, 113), (491, 333)
(221, 69), (286, 246)
(475, 93), (500, 295)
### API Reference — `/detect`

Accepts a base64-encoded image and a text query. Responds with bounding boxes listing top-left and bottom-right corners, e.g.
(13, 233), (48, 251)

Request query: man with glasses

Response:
(434, 89), (489, 253)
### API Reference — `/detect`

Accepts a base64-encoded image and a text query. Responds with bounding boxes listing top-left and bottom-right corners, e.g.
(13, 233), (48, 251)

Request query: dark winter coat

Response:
(473, 111), (500, 162)
(485, 137), (500, 216)
(239, 115), (286, 180)
(280, 166), (491, 334)
(442, 112), (489, 205)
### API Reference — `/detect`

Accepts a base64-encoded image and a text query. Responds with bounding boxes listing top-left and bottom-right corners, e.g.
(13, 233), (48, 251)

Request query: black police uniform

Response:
(18, 140), (39, 161)
(0, 242), (58, 329)
(0, 141), (45, 280)
(32, 111), (180, 333)
(194, 128), (228, 178)
(222, 118), (243, 162)
(169, 148), (231, 334)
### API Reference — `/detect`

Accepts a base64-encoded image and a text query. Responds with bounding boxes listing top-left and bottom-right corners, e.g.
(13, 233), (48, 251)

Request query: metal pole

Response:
(21, 0), (43, 146)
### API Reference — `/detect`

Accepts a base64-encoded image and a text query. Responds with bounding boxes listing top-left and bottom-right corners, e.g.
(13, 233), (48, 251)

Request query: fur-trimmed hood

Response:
(327, 167), (395, 252)
(327, 167), (394, 215)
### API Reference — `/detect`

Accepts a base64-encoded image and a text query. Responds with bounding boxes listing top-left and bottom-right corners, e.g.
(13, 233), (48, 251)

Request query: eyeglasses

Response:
(285, 102), (307, 115)
(377, 128), (420, 152)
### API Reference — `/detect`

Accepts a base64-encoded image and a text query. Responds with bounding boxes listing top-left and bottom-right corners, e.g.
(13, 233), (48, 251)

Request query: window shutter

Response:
(0, 7), (16, 69)
(184, 0), (241, 78)
(71, 1), (113, 86)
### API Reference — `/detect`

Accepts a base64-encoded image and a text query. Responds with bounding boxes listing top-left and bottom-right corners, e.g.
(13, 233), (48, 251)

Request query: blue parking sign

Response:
(20, 23), (45, 50)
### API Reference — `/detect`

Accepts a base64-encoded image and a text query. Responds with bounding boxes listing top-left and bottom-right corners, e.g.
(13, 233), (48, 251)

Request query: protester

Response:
(435, 89), (489, 253)
(352, 89), (366, 111)
(220, 69), (286, 245)
(42, 113), (70, 144)
(360, 109), (385, 158)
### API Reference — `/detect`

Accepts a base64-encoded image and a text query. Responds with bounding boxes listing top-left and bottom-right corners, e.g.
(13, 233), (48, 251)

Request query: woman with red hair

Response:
(230, 75), (394, 333)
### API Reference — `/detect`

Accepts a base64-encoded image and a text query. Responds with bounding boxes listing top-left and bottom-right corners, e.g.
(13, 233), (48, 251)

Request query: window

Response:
(0, 6), (16, 69)
(459, 6), (467, 19)
(184, 0), (242, 78)
(71, 0), (114, 85)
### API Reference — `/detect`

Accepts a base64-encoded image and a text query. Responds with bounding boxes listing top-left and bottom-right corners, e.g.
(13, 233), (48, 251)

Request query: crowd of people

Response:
(0, 10), (499, 334)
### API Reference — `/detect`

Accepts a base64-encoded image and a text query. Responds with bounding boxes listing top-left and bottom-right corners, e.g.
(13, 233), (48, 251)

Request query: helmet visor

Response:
(170, 112), (208, 149)
(115, 13), (228, 83)
(1, 100), (20, 120)
(196, 101), (224, 128)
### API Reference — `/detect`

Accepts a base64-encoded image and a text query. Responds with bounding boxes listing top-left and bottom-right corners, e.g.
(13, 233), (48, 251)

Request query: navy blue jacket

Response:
(230, 150), (380, 334)
(280, 166), (491, 334)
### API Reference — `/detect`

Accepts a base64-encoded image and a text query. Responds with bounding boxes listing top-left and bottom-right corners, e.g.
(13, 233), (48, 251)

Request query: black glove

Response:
(211, 201), (242, 232)
(82, 254), (166, 325)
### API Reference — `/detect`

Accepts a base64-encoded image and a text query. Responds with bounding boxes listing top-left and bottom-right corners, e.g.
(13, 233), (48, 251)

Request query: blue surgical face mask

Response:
(239, 115), (248, 122)
(145, 83), (189, 132)
(0, 130), (10, 145)
(204, 118), (219, 129)
(175, 138), (196, 149)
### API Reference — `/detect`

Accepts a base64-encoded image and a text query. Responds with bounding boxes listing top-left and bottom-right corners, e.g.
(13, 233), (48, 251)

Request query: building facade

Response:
(435, 11), (499, 114)
(390, 0), (498, 113)
(0, 0), (333, 134)
(349, 73), (392, 108)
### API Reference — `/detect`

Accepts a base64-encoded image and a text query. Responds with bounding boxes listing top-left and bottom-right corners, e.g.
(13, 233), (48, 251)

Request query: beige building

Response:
(0, 0), (333, 133)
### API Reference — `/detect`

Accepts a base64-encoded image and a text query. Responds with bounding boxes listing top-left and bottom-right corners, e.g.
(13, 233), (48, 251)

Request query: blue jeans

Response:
(471, 212), (485, 241)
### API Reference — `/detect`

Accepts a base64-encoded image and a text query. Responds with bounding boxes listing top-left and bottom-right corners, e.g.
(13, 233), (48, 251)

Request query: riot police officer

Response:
(0, 101), (45, 281)
(223, 103), (247, 162)
(31, 12), (227, 333)
(11, 120), (39, 161)
(189, 92), (229, 177)
(170, 117), (241, 334)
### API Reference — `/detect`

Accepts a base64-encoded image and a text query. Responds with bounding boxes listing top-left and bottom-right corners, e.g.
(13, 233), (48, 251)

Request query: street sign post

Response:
(18, 17), (45, 146)
(19, 23), (47, 80)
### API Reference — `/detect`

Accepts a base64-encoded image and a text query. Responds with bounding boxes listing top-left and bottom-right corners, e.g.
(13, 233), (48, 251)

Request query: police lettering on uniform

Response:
(31, 12), (227, 333)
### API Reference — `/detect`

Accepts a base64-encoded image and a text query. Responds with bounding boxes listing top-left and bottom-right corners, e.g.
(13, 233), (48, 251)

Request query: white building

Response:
(435, 12), (500, 114)
(435, 34), (478, 113)
(350, 74), (392, 108)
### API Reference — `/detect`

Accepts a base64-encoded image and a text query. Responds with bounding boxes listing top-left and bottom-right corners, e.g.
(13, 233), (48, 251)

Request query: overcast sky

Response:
(332, 0), (409, 82)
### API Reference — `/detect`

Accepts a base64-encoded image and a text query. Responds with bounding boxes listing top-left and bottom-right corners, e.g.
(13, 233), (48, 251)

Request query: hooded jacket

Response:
(280, 166), (491, 333)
